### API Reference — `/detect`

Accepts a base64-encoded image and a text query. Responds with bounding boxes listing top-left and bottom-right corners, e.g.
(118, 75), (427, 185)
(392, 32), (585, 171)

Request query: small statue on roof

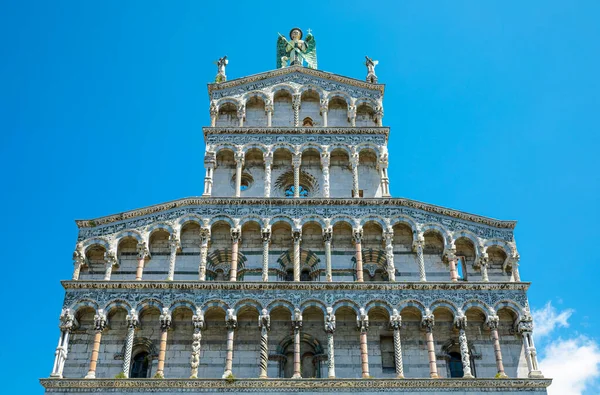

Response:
(215, 56), (228, 83)
(277, 28), (317, 69)
(365, 56), (379, 83)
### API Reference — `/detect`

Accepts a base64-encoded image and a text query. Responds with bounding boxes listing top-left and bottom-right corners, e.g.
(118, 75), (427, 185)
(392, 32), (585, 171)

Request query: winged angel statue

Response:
(277, 28), (317, 69)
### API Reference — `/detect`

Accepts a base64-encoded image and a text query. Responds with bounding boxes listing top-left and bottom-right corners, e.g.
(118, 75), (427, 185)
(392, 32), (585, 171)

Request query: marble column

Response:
(350, 153), (360, 198)
(378, 153), (391, 197)
(348, 105), (357, 127)
(190, 310), (204, 379)
(258, 309), (271, 378)
(479, 251), (490, 282)
(198, 227), (210, 281)
(324, 307), (336, 378)
(261, 227), (271, 282)
(210, 102), (217, 127)
(292, 308), (303, 378)
(85, 309), (107, 379)
(167, 234), (180, 281)
(223, 309), (237, 378)
(292, 153), (301, 197)
(383, 229), (396, 281)
(353, 227), (364, 282)
(323, 227), (333, 282)
(357, 308), (370, 378)
(320, 150), (330, 198)
(455, 314), (474, 378)
(234, 151), (245, 198)
(413, 235), (427, 282)
(445, 250), (459, 282)
(292, 228), (301, 282)
(292, 94), (301, 127)
(518, 314), (544, 378)
(486, 314), (507, 378)
(72, 249), (85, 281)
(390, 309), (404, 378)
(230, 227), (241, 281)
(320, 99), (328, 127)
(122, 310), (139, 378)
(237, 106), (245, 127)
(510, 254), (521, 282)
(50, 309), (74, 378)
(265, 102), (273, 127)
(135, 242), (149, 281)
(375, 106), (383, 127)
(103, 251), (117, 281)
(264, 151), (273, 197)
(156, 308), (172, 378)
(421, 311), (438, 378)
(202, 152), (216, 197)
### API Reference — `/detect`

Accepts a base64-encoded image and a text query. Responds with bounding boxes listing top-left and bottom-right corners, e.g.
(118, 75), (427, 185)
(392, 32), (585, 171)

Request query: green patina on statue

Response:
(277, 28), (317, 69)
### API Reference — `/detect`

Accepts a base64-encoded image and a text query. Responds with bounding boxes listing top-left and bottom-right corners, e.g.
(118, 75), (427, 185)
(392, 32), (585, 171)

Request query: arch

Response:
(69, 299), (99, 313)
(461, 300), (492, 320)
(328, 144), (352, 157)
(397, 299), (427, 317)
(242, 90), (270, 106)
(267, 299), (295, 315)
(326, 91), (352, 106)
(212, 143), (239, 156)
(270, 215), (296, 228)
(299, 215), (327, 229)
(299, 142), (324, 154)
(215, 97), (241, 111)
(359, 216), (387, 228)
(483, 239), (516, 258)
(298, 84), (325, 100)
(177, 214), (204, 229)
(365, 299), (394, 317)
(356, 143), (381, 157)
(147, 223), (175, 239)
(329, 215), (357, 227)
(169, 299), (197, 315)
(201, 299), (230, 314)
(420, 223), (452, 249)
(271, 142), (296, 155)
(453, 230), (482, 255)
(208, 215), (236, 227)
(242, 143), (269, 155)
(390, 215), (419, 234)
(238, 215), (263, 227)
(81, 238), (110, 253)
(104, 299), (133, 316)
(299, 299), (328, 315)
(233, 299), (262, 315)
(135, 299), (165, 315)
(332, 299), (360, 315)
(354, 97), (378, 109)
(270, 84), (297, 97)
(114, 230), (144, 246)
(493, 300), (525, 321)
(429, 300), (459, 318)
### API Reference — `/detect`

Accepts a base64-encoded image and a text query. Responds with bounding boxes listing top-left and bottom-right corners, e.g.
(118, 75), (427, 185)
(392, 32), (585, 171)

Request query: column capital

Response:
(412, 236), (425, 251)
(320, 150), (330, 167)
(94, 309), (107, 332)
(225, 308), (238, 330)
(383, 229), (394, 243)
(168, 234), (181, 251)
(209, 101), (218, 116)
(517, 313), (534, 334)
(476, 251), (489, 268)
(126, 310), (139, 329)
(319, 98), (328, 113)
(230, 227), (241, 243)
(349, 152), (359, 168)
(292, 308), (303, 330)
(292, 93), (301, 109)
(264, 101), (274, 114)
(192, 309), (205, 330)
(264, 151), (273, 166)
(59, 308), (75, 331)
(347, 104), (357, 119)
(325, 307), (336, 333)
(357, 307), (369, 332)
(200, 227), (211, 242)
(204, 150), (216, 165)
(159, 308), (172, 331)
(104, 250), (118, 267)
(352, 227), (363, 244)
(292, 228), (302, 242)
(292, 152), (302, 168)
(322, 227), (333, 242)
(454, 313), (467, 330)
(259, 309), (271, 331)
(73, 248), (86, 267)
(486, 314), (500, 330)
(237, 105), (246, 120)
(444, 249), (457, 262)
(390, 309), (402, 330)
(421, 310), (435, 331)
(375, 105), (384, 117)
(261, 227), (272, 242)
(134, 241), (148, 260)
(234, 150), (245, 166)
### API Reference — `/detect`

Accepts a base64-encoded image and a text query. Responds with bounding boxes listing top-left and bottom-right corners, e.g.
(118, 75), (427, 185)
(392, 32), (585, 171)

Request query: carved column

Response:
(357, 308), (370, 378)
(103, 250), (117, 281)
(292, 93), (301, 127)
(85, 309), (107, 379)
(135, 242), (149, 281)
(264, 151), (273, 197)
(320, 99), (328, 127)
(292, 308), (303, 378)
(190, 310), (204, 379)
(517, 314), (544, 378)
(383, 229), (396, 281)
(323, 227), (333, 282)
(509, 254), (521, 282)
(421, 311), (438, 378)
(455, 314), (474, 378)
(353, 227), (364, 282)
(123, 310), (139, 378)
(167, 234), (180, 281)
(258, 309), (271, 378)
(230, 227), (241, 281)
(265, 101), (273, 127)
(320, 150), (330, 198)
(378, 151), (391, 197)
(210, 102), (217, 127)
(350, 152), (360, 198)
(445, 250), (459, 282)
(292, 228), (301, 282)
(155, 308), (172, 378)
(375, 106), (383, 127)
(234, 150), (245, 198)
(413, 234), (427, 282)
(237, 105), (245, 127)
(324, 307), (336, 378)
(261, 226), (271, 282)
(198, 227), (210, 281)
(348, 104), (357, 127)
(292, 152), (301, 197)
(390, 309), (404, 378)
(223, 309), (237, 378)
(479, 251), (490, 282)
(486, 314), (507, 378)
(203, 151), (216, 197)
(72, 248), (85, 281)
(51, 309), (74, 378)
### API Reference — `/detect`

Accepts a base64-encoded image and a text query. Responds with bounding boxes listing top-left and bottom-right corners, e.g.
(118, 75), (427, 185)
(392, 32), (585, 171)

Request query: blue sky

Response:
(1, 1), (599, 393)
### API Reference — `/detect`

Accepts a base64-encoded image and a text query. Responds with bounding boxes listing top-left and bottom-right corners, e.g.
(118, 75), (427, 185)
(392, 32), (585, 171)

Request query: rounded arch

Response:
(114, 230), (144, 246)
(81, 238), (110, 253)
(298, 84), (325, 100)
(390, 216), (419, 234)
(461, 300), (492, 320)
(483, 239), (516, 258)
(493, 300), (525, 321)
(332, 299), (360, 315)
(270, 215), (296, 228)
(212, 143), (239, 156)
(365, 300), (394, 317)
(429, 300), (459, 318)
(147, 223), (175, 239)
(201, 299), (230, 314)
(354, 97), (378, 109)
(359, 216), (387, 228)
(300, 299), (327, 315)
(69, 299), (99, 313)
(420, 223), (452, 249)
(326, 91), (352, 106)
(267, 299), (295, 315)
(300, 215), (327, 229)
(397, 300), (427, 317)
(239, 215), (263, 227)
(215, 97), (241, 111)
(104, 299), (133, 316)
(356, 143), (381, 157)
(177, 214), (204, 228)
(208, 215), (236, 227)
(328, 144), (352, 157)
(242, 143), (269, 155)
(168, 299), (197, 315)
(270, 84), (297, 97)
(329, 215), (357, 227)
(271, 142), (296, 155)
(242, 90), (270, 106)
(299, 142), (324, 154)
(233, 299), (262, 315)
(453, 230), (482, 255)
(135, 299), (165, 315)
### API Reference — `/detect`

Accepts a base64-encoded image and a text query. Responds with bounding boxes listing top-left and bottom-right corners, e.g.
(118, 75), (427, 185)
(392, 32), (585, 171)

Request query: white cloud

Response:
(532, 301), (573, 338)
(539, 336), (600, 395)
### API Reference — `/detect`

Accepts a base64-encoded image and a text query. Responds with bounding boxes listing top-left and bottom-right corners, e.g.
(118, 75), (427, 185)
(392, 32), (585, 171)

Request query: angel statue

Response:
(277, 28), (317, 69)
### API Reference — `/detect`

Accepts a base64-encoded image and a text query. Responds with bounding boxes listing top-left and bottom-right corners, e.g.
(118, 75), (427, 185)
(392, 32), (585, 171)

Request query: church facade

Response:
(41, 29), (551, 394)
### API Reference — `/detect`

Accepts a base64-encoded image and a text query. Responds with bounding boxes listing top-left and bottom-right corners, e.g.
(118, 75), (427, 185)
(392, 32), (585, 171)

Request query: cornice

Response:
(62, 280), (530, 292)
(40, 378), (551, 391)
(75, 198), (517, 229)
(203, 126), (389, 137)
(207, 66), (385, 96)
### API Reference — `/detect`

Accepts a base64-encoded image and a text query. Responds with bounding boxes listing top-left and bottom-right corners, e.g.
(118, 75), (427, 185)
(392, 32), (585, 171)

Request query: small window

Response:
(380, 336), (395, 373)
(300, 270), (311, 282)
(130, 351), (150, 378)
(302, 117), (313, 127)
(448, 352), (464, 378)
(457, 256), (467, 280)
(285, 185), (309, 198)
(240, 179), (250, 191)
(285, 269), (294, 281)
(352, 189), (364, 198)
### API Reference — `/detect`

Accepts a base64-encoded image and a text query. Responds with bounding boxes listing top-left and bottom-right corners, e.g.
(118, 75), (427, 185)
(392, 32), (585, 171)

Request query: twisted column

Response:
(50, 309), (74, 378)
(390, 309), (404, 378)
(198, 227), (210, 281)
(517, 314), (544, 378)
(135, 242), (149, 281)
(223, 309), (237, 378)
(350, 152), (360, 198)
(292, 228), (301, 282)
(292, 153), (301, 197)
(234, 151), (244, 198)
(479, 251), (490, 282)
(455, 314), (474, 378)
(85, 309), (107, 379)
(230, 227), (241, 281)
(320, 150), (330, 198)
(190, 310), (204, 379)
(292, 94), (301, 127)
(258, 309), (271, 378)
(156, 308), (172, 378)
(103, 251), (117, 281)
(348, 104), (357, 127)
(383, 229), (396, 281)
(261, 227), (271, 282)
(167, 234), (180, 281)
(445, 250), (459, 282)
(413, 234), (426, 282)
(72, 248), (85, 280)
(292, 308), (303, 378)
(320, 99), (328, 127)
(323, 227), (333, 282)
(421, 311), (438, 378)
(357, 308), (370, 378)
(202, 152), (216, 197)
(324, 307), (336, 378)
(486, 314), (507, 378)
(264, 151), (273, 197)
(375, 106), (383, 127)
(123, 310), (139, 378)
(353, 227), (364, 282)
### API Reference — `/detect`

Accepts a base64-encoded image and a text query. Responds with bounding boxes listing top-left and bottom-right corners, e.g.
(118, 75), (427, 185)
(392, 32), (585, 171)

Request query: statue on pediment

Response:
(277, 28), (317, 69)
